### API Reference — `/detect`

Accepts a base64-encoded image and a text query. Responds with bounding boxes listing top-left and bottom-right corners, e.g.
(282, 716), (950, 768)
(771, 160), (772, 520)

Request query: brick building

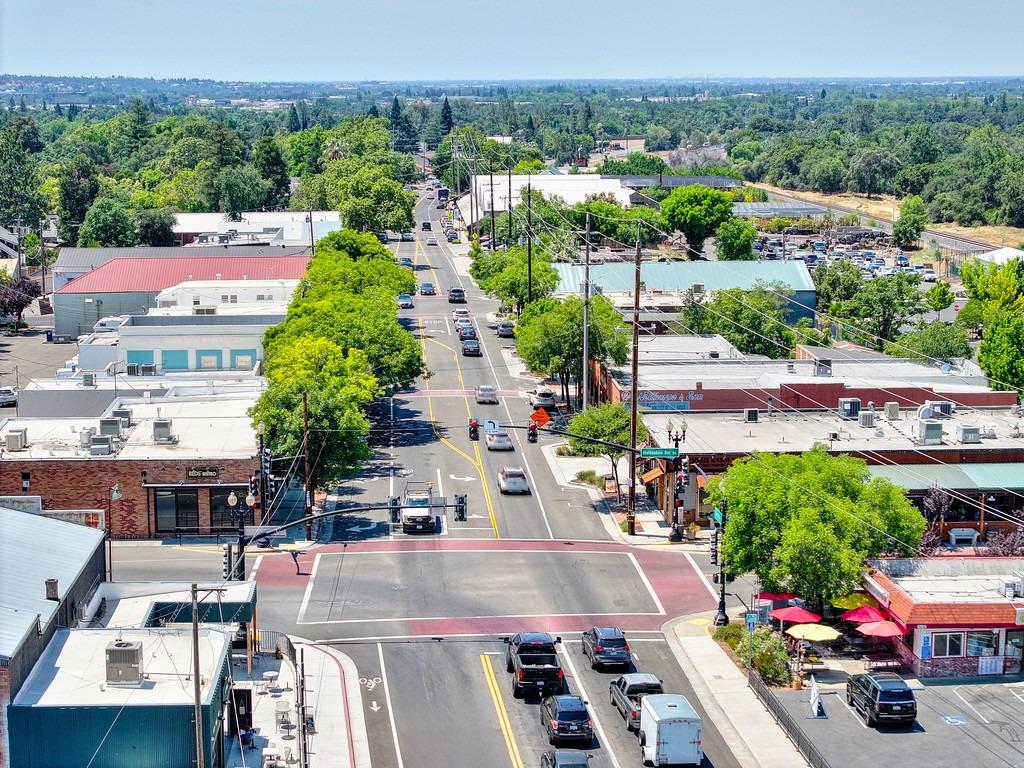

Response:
(0, 390), (260, 538)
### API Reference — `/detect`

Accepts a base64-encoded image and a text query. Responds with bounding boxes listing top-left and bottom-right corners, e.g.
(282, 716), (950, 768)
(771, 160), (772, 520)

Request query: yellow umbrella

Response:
(830, 593), (877, 611)
(785, 623), (842, 642)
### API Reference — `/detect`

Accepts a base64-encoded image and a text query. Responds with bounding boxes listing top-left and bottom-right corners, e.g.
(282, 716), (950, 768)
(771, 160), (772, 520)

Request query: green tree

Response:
(924, 280), (955, 318)
(704, 286), (795, 358)
(0, 277), (42, 328)
(136, 207), (177, 247)
(774, 509), (865, 613)
(487, 248), (559, 313)
(661, 184), (734, 254)
(977, 313), (1024, 395)
(567, 403), (648, 501)
(286, 104), (301, 133)
(322, 162), (415, 232)
(77, 197), (137, 246)
(812, 259), (863, 312)
(0, 125), (45, 226)
(846, 147), (901, 198)
(599, 152), (669, 176)
(215, 165), (271, 220)
(56, 154), (100, 243)
(807, 156), (846, 193)
(713, 217), (757, 261)
(206, 122), (243, 169)
(736, 627), (791, 685)
(892, 194), (928, 247)
(439, 96), (454, 135)
(252, 136), (291, 208)
(885, 323), (971, 363)
(841, 273), (926, 349)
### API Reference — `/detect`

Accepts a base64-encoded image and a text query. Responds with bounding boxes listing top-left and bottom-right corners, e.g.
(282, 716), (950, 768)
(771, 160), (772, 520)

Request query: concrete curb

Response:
(661, 616), (809, 768)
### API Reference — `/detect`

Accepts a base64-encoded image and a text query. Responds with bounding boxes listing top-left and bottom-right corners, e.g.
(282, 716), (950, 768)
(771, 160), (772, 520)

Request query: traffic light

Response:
(388, 495), (401, 523)
(260, 447), (272, 477)
(469, 419), (479, 441)
(709, 527), (719, 566)
(249, 474), (259, 498)
(222, 544), (234, 579)
(453, 493), (467, 521)
(527, 422), (538, 443)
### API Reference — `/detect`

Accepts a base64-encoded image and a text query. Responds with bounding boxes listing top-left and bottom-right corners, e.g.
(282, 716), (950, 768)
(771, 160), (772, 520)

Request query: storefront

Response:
(151, 484), (254, 535)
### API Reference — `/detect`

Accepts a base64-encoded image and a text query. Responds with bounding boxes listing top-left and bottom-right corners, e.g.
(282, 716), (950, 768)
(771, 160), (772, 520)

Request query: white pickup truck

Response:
(402, 485), (435, 534)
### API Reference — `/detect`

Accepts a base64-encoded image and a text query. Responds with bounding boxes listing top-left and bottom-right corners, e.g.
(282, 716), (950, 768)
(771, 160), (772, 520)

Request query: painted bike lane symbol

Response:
(359, 676), (383, 691)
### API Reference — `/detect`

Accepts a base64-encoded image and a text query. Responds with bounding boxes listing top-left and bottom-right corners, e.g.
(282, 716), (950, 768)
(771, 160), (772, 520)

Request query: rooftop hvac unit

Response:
(956, 424), (981, 444)
(815, 359), (833, 377)
(744, 408), (758, 423)
(884, 402), (900, 420)
(838, 398), (861, 420)
(125, 362), (140, 376)
(98, 418), (122, 437)
(140, 363), (157, 376)
(928, 400), (955, 418)
(858, 411), (875, 428)
(153, 419), (178, 445)
(90, 435), (114, 456)
(78, 426), (96, 448)
(111, 408), (133, 426)
(708, 350), (720, 359)
(105, 640), (144, 686)
(5, 428), (27, 452)
(82, 372), (96, 387)
(918, 419), (944, 446)
(690, 283), (705, 295)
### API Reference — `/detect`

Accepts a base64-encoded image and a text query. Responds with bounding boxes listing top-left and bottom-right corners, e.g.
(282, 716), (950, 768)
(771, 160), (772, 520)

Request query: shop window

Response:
(932, 632), (964, 658)
(966, 631), (998, 657)
(210, 487), (252, 530)
(154, 489), (199, 533)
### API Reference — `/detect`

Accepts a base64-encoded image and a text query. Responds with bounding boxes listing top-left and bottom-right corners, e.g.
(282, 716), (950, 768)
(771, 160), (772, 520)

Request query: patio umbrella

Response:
(769, 606), (821, 624)
(831, 593), (877, 610)
(785, 623), (842, 642)
(756, 591), (797, 602)
(839, 605), (886, 624)
(856, 621), (904, 639)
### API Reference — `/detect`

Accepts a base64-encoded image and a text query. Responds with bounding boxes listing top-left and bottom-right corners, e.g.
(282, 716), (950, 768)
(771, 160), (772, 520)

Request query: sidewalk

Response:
(665, 614), (810, 768)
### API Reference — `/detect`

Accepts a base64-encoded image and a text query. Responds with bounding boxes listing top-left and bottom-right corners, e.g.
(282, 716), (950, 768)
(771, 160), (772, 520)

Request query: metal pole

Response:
(192, 583), (206, 768)
(236, 498), (246, 580)
(582, 213), (591, 411)
(714, 501), (730, 626)
(259, 431), (268, 521)
(526, 178), (533, 303)
(507, 165), (513, 245)
(106, 492), (113, 582)
(627, 224), (641, 536)
(303, 392), (312, 541)
(299, 648), (308, 768)
(489, 161), (496, 251)
(308, 209), (315, 254)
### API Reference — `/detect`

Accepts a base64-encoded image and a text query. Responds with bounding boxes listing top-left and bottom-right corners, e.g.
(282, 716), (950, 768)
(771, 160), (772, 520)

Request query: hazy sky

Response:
(2, 0), (1021, 81)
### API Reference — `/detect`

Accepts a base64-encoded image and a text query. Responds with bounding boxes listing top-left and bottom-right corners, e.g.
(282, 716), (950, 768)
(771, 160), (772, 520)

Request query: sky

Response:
(1, 0), (1022, 82)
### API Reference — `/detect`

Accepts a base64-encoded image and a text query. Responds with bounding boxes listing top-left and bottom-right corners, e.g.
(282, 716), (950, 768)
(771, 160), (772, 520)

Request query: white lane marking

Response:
(389, 467), (394, 497)
(953, 687), (990, 724)
(249, 554), (264, 579)
(837, 693), (869, 729)
(627, 552), (666, 615)
(559, 647), (623, 768)
(378, 643), (405, 768)
(296, 552), (322, 624)
(436, 467), (449, 537)
(683, 552), (720, 601)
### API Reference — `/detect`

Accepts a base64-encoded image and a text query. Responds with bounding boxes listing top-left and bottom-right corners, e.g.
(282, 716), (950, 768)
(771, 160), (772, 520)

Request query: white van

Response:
(92, 316), (127, 334)
(639, 694), (703, 766)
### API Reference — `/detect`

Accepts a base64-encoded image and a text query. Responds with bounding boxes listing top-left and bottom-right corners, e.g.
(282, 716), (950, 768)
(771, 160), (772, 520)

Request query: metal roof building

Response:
(605, 175), (743, 190)
(733, 201), (829, 218)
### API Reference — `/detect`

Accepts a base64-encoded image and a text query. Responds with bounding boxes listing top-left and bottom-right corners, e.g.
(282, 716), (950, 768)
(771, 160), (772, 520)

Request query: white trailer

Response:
(638, 694), (703, 767)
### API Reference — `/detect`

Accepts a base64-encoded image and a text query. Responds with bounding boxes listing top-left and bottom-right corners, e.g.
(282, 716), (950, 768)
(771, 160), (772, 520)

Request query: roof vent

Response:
(45, 578), (59, 601)
(105, 640), (144, 686)
(79, 426), (96, 448)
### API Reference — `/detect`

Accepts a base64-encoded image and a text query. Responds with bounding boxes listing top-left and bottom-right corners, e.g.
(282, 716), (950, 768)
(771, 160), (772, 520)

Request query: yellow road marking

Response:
(473, 439), (500, 538)
(480, 654), (525, 768)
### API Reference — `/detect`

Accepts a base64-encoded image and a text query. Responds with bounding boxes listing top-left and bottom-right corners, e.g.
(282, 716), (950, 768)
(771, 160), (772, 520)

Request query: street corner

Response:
(252, 546), (319, 586)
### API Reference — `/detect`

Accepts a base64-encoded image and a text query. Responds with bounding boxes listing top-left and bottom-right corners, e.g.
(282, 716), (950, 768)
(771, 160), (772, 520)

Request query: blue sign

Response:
(746, 612), (757, 633)
(921, 635), (931, 660)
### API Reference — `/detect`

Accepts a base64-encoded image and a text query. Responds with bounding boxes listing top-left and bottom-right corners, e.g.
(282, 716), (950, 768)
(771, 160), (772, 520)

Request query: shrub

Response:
(713, 624), (746, 652)
(736, 627), (791, 685)
(575, 469), (602, 487)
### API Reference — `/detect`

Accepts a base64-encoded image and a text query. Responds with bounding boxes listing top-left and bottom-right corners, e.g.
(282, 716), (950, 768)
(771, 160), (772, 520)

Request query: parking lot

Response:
(0, 328), (73, 389)
(775, 676), (1024, 768)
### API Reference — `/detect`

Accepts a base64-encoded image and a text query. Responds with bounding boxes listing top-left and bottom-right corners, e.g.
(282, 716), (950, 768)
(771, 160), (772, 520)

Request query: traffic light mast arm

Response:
(492, 423), (642, 454)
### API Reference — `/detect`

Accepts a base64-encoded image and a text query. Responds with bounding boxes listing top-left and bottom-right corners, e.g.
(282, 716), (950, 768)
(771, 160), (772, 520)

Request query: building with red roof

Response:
(53, 255), (309, 336)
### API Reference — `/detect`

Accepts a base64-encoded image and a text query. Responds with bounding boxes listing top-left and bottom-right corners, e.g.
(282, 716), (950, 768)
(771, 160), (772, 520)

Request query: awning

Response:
(641, 466), (665, 484)
(868, 462), (1024, 492)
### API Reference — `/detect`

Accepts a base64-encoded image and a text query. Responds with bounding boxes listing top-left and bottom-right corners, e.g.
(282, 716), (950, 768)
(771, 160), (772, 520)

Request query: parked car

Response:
(376, 232), (390, 244)
(922, 269), (937, 282)
(846, 672), (917, 727)
(400, 231), (414, 242)
(609, 673), (663, 731)
(0, 386), (18, 407)
(447, 231), (460, 243)
(419, 282), (436, 296)
(504, 632), (563, 698)
(527, 388), (557, 408)
(397, 293), (414, 309)
(485, 431), (514, 451)
(540, 750), (591, 768)
(581, 626), (631, 668)
(448, 287), (467, 304)
(496, 321), (516, 338)
(540, 695), (593, 745)
(497, 466), (530, 494)
(475, 385), (499, 404)
(461, 339), (482, 356)
(894, 254), (910, 267)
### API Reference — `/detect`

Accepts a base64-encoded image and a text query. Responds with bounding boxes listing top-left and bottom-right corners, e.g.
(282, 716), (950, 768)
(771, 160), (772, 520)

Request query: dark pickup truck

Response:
(505, 632), (564, 698)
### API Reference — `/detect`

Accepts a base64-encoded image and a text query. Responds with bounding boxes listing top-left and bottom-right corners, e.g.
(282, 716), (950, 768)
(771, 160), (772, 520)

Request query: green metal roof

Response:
(869, 463), (1024, 491)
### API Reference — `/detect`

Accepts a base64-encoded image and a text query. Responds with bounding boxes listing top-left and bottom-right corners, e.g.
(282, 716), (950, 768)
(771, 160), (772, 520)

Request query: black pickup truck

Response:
(505, 632), (564, 698)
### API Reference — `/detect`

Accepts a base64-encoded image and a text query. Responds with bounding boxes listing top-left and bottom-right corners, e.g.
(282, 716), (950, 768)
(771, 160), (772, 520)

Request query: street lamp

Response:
(665, 420), (688, 543)
(106, 483), (121, 582)
(713, 499), (730, 627)
(227, 491), (249, 581)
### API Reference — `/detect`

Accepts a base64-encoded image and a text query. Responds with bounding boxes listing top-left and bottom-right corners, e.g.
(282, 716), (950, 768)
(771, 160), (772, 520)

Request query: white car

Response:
(475, 385), (499, 404)
(452, 308), (472, 324)
(922, 269), (937, 282)
(527, 388), (557, 408)
(485, 431), (514, 451)
(497, 466), (530, 494)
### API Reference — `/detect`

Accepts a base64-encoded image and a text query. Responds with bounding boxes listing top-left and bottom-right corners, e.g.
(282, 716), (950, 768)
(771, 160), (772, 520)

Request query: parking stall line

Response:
(954, 686), (990, 725)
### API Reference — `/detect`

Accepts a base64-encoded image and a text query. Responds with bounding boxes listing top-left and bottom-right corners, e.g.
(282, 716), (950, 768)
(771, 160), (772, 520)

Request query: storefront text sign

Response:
(186, 466), (220, 479)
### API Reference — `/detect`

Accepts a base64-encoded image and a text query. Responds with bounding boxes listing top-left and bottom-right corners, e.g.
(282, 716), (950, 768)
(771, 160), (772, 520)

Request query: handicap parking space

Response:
(774, 678), (1024, 768)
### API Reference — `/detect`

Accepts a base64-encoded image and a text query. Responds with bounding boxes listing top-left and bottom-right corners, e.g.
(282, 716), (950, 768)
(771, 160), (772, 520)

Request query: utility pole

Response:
(582, 213), (591, 411)
(302, 391), (312, 541)
(489, 161), (496, 252)
(191, 583), (206, 768)
(308, 209), (315, 255)
(507, 164), (513, 245)
(627, 223), (642, 537)
(526, 178), (533, 303)
(39, 218), (47, 295)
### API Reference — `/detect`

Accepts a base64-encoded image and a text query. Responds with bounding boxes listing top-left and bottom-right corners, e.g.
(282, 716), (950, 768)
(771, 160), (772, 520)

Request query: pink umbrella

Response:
(856, 621), (904, 639)
(840, 605), (886, 624)
(756, 591), (797, 601)
(769, 606), (821, 624)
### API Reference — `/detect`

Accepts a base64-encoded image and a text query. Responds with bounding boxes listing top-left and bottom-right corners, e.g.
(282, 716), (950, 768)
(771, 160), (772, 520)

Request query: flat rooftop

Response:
(643, 406), (1024, 456)
(0, 391), (259, 460)
(871, 558), (1024, 605)
(12, 627), (228, 708)
(97, 581), (257, 628)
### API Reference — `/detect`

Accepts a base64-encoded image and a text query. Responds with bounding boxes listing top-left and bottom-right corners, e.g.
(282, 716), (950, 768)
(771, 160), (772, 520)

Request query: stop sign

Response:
(954, 304), (961, 313)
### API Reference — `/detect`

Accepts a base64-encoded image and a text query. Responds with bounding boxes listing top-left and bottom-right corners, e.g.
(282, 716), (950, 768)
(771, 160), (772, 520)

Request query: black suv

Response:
(846, 672), (917, 727)
(540, 695), (593, 745)
(447, 287), (466, 303)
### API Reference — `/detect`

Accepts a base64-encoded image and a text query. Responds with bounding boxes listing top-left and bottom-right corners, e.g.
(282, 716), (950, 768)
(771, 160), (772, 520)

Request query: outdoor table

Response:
(275, 699), (291, 730)
(262, 670), (279, 693)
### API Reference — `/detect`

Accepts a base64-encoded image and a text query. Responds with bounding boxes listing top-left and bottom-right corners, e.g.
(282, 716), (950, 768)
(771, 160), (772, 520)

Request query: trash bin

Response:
(45, 329), (53, 343)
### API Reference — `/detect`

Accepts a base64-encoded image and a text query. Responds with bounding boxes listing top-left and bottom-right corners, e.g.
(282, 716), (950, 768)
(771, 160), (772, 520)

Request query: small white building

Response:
(174, 210), (341, 246)
(154, 279), (299, 310)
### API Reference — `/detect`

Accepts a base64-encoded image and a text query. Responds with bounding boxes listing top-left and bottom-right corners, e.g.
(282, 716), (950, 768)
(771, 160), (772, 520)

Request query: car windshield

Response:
(601, 637), (627, 647)
(878, 689), (913, 702)
(504, 469), (526, 478)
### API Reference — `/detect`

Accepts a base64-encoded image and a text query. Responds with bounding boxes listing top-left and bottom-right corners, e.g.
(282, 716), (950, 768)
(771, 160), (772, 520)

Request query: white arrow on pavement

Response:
(449, 475), (476, 482)
(467, 513), (486, 519)
(346, 521), (378, 531)
(369, 701), (381, 713)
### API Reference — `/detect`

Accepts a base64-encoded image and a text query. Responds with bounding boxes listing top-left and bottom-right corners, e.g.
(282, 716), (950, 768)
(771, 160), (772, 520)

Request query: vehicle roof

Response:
(620, 672), (661, 686)
(593, 626), (625, 639)
(421, 281), (434, 285)
(550, 694), (586, 711)
(867, 672), (911, 690)
(463, 339), (480, 345)
(502, 466), (526, 474)
(643, 694), (700, 720)
(477, 384), (496, 391)
(552, 750), (590, 767)
(519, 631), (555, 643)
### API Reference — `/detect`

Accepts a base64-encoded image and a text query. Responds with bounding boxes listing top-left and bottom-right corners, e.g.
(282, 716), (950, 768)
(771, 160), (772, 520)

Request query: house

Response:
(172, 210), (340, 246)
(974, 246), (1024, 266)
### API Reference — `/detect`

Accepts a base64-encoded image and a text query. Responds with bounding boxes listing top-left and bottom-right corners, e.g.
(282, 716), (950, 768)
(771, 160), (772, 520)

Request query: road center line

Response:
(559, 647), (623, 768)
(377, 643), (405, 768)
(480, 654), (525, 768)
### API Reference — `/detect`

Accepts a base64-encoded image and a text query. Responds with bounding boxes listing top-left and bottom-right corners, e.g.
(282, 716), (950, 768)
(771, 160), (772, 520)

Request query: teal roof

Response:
(869, 463), (1024, 491)
(554, 261), (815, 295)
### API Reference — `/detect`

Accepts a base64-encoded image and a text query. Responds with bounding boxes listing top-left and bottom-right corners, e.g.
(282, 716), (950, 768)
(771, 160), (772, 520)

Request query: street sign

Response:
(530, 407), (551, 427)
(712, 507), (723, 525)
(745, 612), (757, 633)
(640, 447), (679, 459)
(483, 419), (501, 433)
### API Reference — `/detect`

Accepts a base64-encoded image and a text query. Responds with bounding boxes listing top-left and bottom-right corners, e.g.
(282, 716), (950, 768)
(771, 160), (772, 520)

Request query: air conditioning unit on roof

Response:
(5, 428), (27, 452)
(884, 402), (900, 420)
(744, 408), (758, 423)
(105, 640), (144, 686)
(90, 434), (114, 456)
(98, 418), (122, 438)
(918, 419), (943, 446)
(957, 424), (981, 444)
(928, 400), (954, 417)
(838, 398), (861, 420)
(858, 411), (875, 428)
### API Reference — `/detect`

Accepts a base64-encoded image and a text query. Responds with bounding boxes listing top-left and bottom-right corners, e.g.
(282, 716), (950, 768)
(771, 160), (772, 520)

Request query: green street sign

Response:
(640, 447), (679, 459)
(712, 507), (723, 525)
